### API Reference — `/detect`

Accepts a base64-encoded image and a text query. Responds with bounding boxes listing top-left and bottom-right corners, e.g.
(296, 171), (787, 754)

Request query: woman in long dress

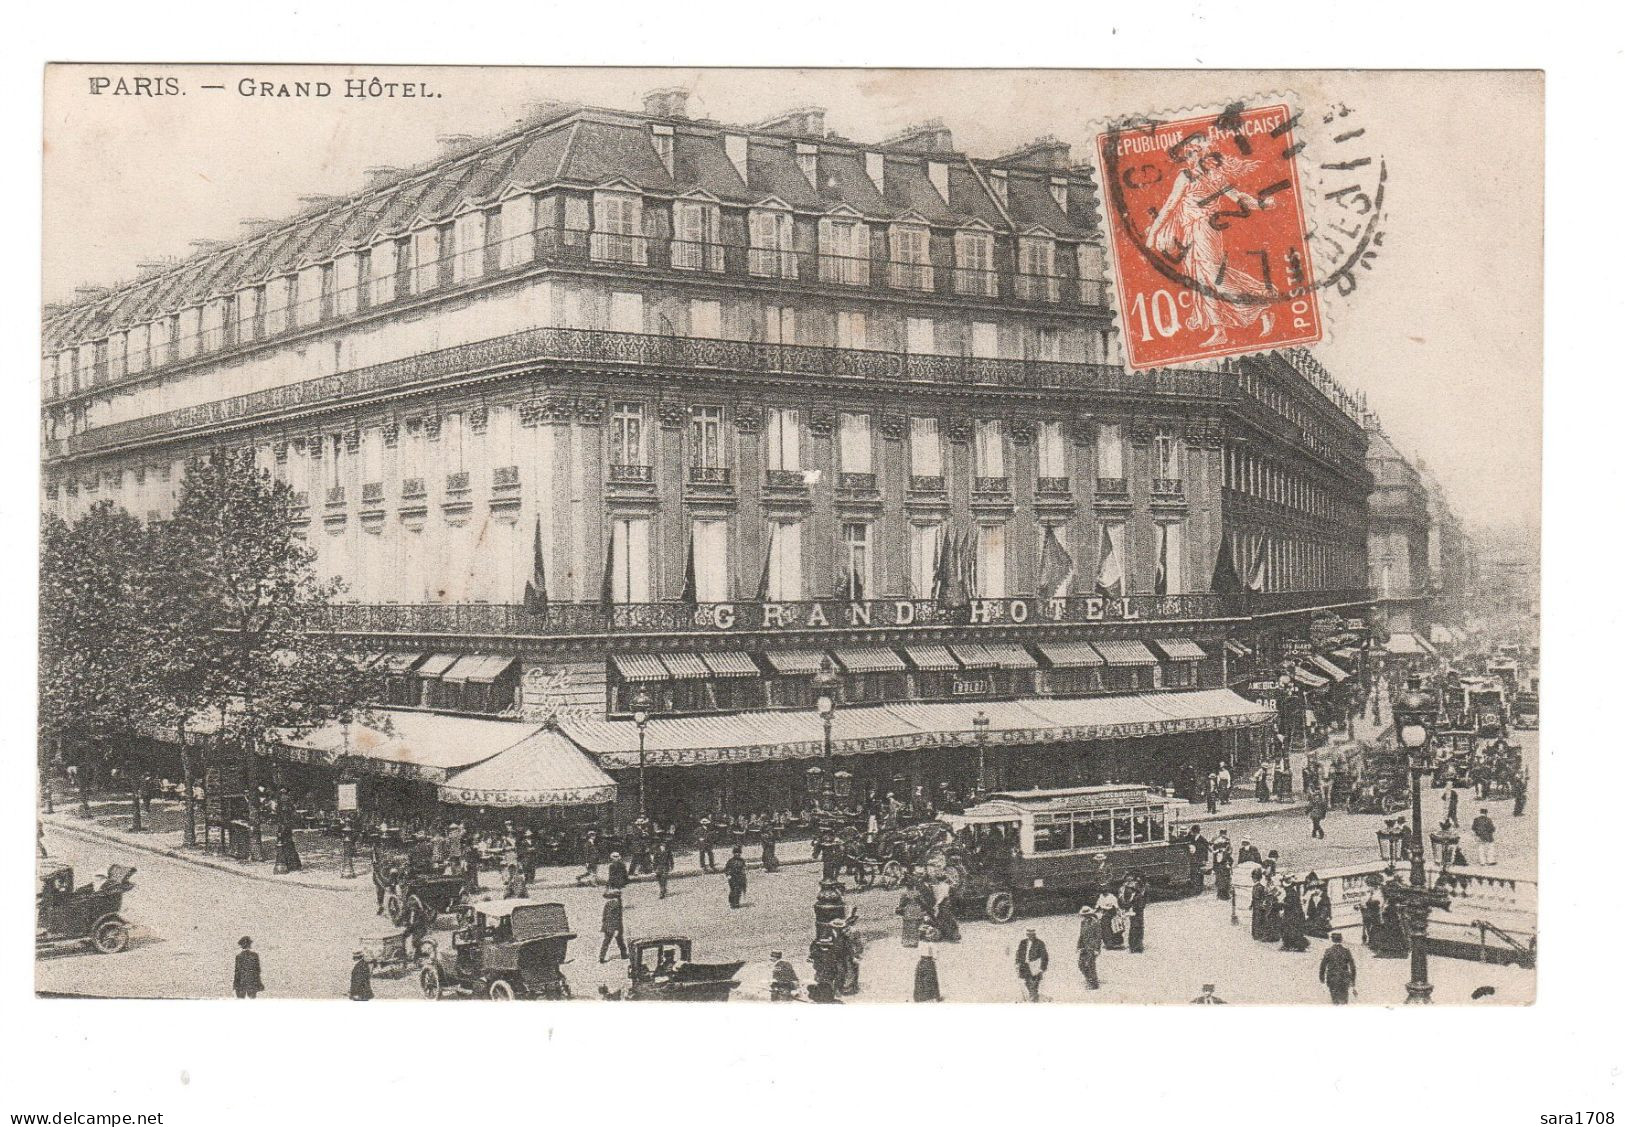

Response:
(1144, 132), (1280, 348)
(1095, 886), (1124, 950)
(913, 926), (942, 1002)
(896, 884), (925, 948)
(1278, 880), (1310, 952)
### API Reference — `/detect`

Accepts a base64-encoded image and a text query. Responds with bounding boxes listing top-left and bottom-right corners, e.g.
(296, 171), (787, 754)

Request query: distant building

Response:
(41, 91), (1374, 824)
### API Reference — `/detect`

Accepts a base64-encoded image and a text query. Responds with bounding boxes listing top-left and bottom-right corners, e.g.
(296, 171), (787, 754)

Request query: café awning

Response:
(659, 653), (712, 680)
(1154, 638), (1208, 662)
(700, 652), (759, 679)
(442, 654), (517, 684)
(376, 652), (426, 675)
(275, 709), (540, 783)
(947, 643), (999, 670)
(902, 644), (961, 672)
(1308, 654), (1352, 682)
(833, 647), (908, 674)
(1091, 639), (1159, 666)
(762, 649), (828, 675)
(611, 653), (670, 681)
(1224, 639), (1253, 658)
(1035, 641), (1103, 667)
(415, 653), (460, 679)
(979, 642), (1039, 670)
(1292, 666), (1330, 689)
(438, 730), (617, 808)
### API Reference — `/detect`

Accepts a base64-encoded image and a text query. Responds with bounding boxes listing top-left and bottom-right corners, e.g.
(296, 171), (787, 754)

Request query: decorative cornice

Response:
(468, 405), (489, 434)
(878, 413), (906, 441)
(807, 409), (835, 438)
(658, 402), (689, 429)
(1007, 418), (1036, 445)
(574, 396), (607, 425)
(733, 404), (762, 434)
(381, 422), (399, 448)
(422, 415), (442, 442)
(945, 416), (972, 444)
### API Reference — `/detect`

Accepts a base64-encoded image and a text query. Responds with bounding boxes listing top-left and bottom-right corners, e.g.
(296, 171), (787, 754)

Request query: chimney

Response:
(642, 87), (691, 120)
(994, 136), (1072, 169)
(882, 119), (953, 154)
(750, 106), (827, 139)
(435, 133), (479, 158)
(363, 166), (404, 188)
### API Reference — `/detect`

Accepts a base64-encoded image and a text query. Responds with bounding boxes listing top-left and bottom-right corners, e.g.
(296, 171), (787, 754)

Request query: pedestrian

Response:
(599, 889), (627, 962)
(1075, 906), (1103, 989)
(724, 846), (747, 909)
(1443, 785), (1460, 828)
(1511, 773), (1528, 817)
(1204, 772), (1218, 814)
(1189, 826), (1209, 893)
(831, 917), (862, 996)
(1217, 762), (1232, 804)
(1309, 794), (1328, 839)
(575, 828), (601, 886)
(1213, 839), (1233, 901)
(896, 883), (926, 948)
(606, 851), (629, 891)
(653, 839), (674, 899)
(1121, 876), (1148, 954)
(1256, 764), (1271, 803)
(913, 925), (943, 1002)
(760, 823), (779, 873)
(233, 936), (263, 999)
(1318, 932), (1357, 1004)
(348, 950), (373, 1001)
(696, 818), (717, 873)
(1471, 808), (1497, 865)
(1016, 927), (1048, 1002)
(1279, 876), (1310, 952)
(1095, 879), (1123, 950)
(769, 950), (800, 1002)
(37, 821), (46, 859)
(1249, 872), (1275, 942)
(1190, 983), (1226, 1004)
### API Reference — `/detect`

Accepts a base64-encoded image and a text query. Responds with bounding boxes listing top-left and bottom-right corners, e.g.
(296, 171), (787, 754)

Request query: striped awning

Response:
(1331, 646), (1361, 661)
(442, 654), (517, 684)
(833, 647), (908, 674)
(701, 652), (759, 679)
(1155, 638), (1208, 662)
(902, 644), (961, 672)
(1224, 639), (1253, 658)
(415, 653), (460, 679)
(1035, 641), (1104, 668)
(1091, 639), (1159, 667)
(978, 642), (1039, 670)
(376, 652), (426, 675)
(660, 653), (712, 680)
(438, 730), (617, 808)
(1308, 654), (1352, 682)
(762, 650), (828, 675)
(612, 654), (670, 681)
(948, 643), (999, 670)
(1292, 666), (1330, 689)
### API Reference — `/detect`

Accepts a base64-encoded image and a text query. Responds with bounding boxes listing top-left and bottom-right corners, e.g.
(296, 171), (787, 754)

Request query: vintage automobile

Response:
(1512, 689), (1540, 729)
(613, 937), (743, 1002)
(384, 870), (469, 927)
(419, 899), (574, 1000)
(1344, 747), (1412, 814)
(37, 861), (135, 955)
(935, 785), (1194, 923)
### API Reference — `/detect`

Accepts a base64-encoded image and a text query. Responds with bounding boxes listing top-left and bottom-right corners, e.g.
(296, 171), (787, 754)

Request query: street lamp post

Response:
(631, 687), (653, 821)
(973, 710), (990, 799)
(1387, 678), (1453, 1004)
(812, 656), (842, 815)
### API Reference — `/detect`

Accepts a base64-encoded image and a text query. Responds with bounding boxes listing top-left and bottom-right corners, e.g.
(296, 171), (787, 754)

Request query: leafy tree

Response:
(150, 449), (380, 853)
(39, 502), (159, 822)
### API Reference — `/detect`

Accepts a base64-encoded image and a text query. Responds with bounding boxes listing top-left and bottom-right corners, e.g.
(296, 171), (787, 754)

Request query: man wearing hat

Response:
(1015, 927), (1049, 1002)
(769, 950), (800, 1002)
(599, 889), (627, 962)
(723, 845), (748, 909)
(348, 950), (373, 1001)
(1318, 932), (1357, 1004)
(1075, 905), (1103, 989)
(605, 851), (630, 891)
(652, 837), (674, 899)
(1190, 983), (1226, 1004)
(695, 818), (717, 874)
(232, 936), (263, 999)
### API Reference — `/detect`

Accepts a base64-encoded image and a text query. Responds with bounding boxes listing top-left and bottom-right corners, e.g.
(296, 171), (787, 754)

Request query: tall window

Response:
(453, 211), (486, 282)
(592, 192), (645, 264)
(1037, 421), (1066, 479)
(975, 419), (1005, 478)
(835, 310), (867, 350)
(976, 523), (1007, 598)
(692, 519), (729, 602)
(889, 223), (933, 290)
(690, 298), (722, 339)
(763, 305), (795, 344)
(906, 316), (935, 354)
(764, 520), (803, 600)
(819, 217), (870, 285)
(1037, 327), (1062, 362)
(611, 403), (645, 467)
(608, 517), (651, 603)
(1096, 422), (1124, 480)
(765, 408), (801, 472)
(412, 228), (442, 294)
(1017, 235), (1058, 301)
(910, 417), (942, 478)
(690, 406), (726, 468)
(954, 230), (997, 295)
(748, 207), (797, 279)
(1153, 431), (1183, 482)
(841, 522), (872, 601)
(1157, 522), (1186, 595)
(673, 199), (723, 271)
(838, 412), (872, 474)
(910, 523), (942, 597)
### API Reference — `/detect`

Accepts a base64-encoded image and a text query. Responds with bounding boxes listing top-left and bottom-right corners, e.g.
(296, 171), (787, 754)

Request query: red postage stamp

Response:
(1094, 103), (1322, 370)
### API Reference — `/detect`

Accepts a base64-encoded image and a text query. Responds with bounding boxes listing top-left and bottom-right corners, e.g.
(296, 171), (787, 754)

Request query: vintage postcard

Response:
(36, 65), (1542, 1008)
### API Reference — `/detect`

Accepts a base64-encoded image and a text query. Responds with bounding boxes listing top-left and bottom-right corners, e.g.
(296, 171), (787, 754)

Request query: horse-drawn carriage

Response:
(37, 861), (136, 956)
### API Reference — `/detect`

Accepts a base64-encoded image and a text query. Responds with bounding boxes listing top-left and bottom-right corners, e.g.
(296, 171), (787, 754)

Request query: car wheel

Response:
(407, 894), (429, 923)
(92, 919), (129, 954)
(487, 978), (516, 1000)
(985, 892), (1015, 923)
(384, 893), (404, 925)
(420, 964), (443, 999)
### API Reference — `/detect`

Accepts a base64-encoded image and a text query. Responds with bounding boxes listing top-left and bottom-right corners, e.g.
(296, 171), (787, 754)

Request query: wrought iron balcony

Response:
(1036, 476), (1071, 495)
(325, 485), (346, 505)
(400, 477), (426, 499)
(838, 471), (877, 491)
(687, 465), (732, 486)
(609, 463), (653, 484)
(764, 468), (808, 489)
(492, 465), (520, 488)
(909, 474), (946, 493)
(361, 481), (384, 503)
(974, 476), (1011, 494)
(1152, 477), (1185, 497)
(1095, 477), (1129, 496)
(445, 471), (471, 493)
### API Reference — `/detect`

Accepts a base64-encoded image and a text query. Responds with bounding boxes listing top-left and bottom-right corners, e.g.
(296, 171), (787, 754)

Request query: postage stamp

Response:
(1094, 102), (1322, 370)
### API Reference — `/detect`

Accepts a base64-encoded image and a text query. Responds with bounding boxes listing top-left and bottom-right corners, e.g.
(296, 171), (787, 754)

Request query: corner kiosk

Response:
(939, 784), (1194, 922)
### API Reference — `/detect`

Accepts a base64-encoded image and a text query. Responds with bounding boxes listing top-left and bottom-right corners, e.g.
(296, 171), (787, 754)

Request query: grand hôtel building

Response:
(41, 90), (1375, 825)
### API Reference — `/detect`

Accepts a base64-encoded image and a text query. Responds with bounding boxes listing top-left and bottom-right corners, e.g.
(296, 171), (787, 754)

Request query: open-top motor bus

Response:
(937, 784), (1195, 922)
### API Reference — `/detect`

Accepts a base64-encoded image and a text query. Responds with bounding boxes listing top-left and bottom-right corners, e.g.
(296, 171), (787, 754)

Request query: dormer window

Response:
(953, 229), (997, 296)
(1050, 176), (1068, 212)
(651, 125), (674, 177)
(724, 135), (749, 183)
(818, 215), (870, 285)
(592, 190), (646, 265)
(1017, 233), (1059, 302)
(673, 198), (724, 272)
(747, 206), (798, 280)
(888, 221), (933, 291)
(796, 143), (818, 187)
